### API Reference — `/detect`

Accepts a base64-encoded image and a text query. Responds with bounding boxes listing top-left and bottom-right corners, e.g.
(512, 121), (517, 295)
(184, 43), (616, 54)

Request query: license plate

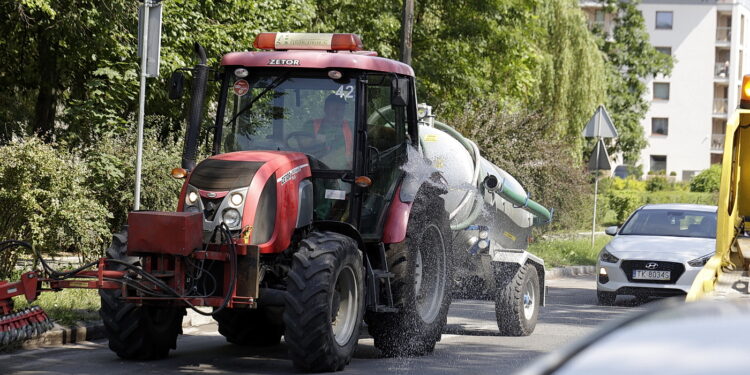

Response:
(632, 270), (671, 280)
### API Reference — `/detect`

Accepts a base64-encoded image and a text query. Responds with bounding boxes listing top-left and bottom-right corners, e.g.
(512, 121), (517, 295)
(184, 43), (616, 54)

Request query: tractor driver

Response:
(308, 94), (353, 169)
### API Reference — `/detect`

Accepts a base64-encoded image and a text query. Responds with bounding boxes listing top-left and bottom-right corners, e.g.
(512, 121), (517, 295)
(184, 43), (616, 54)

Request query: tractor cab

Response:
(182, 33), (419, 242)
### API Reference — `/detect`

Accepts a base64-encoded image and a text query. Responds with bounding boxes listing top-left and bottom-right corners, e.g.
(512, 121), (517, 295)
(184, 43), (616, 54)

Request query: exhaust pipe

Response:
(182, 43), (209, 171)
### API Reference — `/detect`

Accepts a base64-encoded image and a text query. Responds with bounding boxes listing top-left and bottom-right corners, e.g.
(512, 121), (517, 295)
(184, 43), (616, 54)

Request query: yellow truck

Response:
(688, 75), (750, 301)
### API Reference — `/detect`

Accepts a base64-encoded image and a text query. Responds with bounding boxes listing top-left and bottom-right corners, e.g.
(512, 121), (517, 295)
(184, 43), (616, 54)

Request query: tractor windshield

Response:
(221, 70), (357, 170)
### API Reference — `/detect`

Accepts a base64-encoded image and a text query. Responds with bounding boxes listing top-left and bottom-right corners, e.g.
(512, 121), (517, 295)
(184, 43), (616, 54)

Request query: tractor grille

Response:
(200, 196), (224, 221)
(620, 260), (685, 284)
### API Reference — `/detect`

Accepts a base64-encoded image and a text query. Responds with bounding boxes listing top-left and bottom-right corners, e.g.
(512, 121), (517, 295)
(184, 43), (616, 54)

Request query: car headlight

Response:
(186, 191), (199, 205)
(688, 252), (714, 267)
(600, 249), (620, 263)
(222, 208), (241, 227)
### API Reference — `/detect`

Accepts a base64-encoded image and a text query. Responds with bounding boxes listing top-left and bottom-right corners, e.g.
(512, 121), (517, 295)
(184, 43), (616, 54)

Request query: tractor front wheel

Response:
(99, 229), (185, 360)
(283, 231), (364, 372)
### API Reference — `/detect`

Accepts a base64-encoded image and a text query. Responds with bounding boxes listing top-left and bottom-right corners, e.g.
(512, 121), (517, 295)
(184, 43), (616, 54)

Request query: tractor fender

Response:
(312, 221), (365, 251)
(491, 250), (546, 306)
(384, 175), (448, 244)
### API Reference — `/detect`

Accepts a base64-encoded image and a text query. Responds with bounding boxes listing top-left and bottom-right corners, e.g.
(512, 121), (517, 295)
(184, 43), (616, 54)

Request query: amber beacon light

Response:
(741, 74), (750, 109)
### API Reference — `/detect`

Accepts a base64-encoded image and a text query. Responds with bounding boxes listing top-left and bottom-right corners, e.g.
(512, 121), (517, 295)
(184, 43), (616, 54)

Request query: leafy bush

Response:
(607, 190), (642, 223)
(690, 164), (721, 193)
(83, 122), (184, 230)
(608, 177), (646, 192)
(605, 189), (718, 226)
(646, 176), (669, 191)
(0, 138), (110, 278)
(643, 191), (717, 205)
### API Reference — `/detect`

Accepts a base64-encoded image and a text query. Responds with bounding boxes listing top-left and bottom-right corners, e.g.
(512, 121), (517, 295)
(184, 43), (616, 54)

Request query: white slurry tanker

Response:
(417, 104), (552, 335)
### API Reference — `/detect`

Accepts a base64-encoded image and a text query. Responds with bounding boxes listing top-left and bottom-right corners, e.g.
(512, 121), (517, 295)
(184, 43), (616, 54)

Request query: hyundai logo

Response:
(645, 262), (659, 270)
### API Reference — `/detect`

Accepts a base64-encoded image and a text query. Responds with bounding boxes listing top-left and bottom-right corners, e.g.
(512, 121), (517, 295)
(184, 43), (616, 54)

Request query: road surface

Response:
(2, 275), (654, 374)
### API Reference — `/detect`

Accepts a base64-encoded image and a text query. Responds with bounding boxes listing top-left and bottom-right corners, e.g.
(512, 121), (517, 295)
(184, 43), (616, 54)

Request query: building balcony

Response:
(714, 98), (729, 116)
(717, 26), (732, 43)
(715, 62), (730, 79)
(712, 134), (726, 152)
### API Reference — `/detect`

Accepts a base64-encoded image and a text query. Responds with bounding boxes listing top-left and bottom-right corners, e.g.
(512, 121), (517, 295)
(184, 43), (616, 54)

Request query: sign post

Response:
(134, 1), (163, 210)
(583, 105), (618, 247)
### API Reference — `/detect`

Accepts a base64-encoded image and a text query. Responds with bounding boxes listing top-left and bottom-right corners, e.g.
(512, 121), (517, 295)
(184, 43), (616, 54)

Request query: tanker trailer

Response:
(417, 104), (552, 336)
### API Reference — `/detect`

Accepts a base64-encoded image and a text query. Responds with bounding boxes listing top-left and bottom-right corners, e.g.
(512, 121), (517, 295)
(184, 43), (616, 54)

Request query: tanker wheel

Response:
(283, 231), (364, 372)
(495, 264), (539, 336)
(214, 308), (283, 347)
(366, 192), (453, 357)
(99, 228), (185, 360)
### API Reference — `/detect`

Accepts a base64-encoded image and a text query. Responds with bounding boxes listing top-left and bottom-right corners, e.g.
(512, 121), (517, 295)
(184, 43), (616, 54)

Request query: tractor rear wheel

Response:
(495, 264), (540, 336)
(99, 228), (185, 360)
(214, 308), (283, 346)
(283, 231), (364, 372)
(366, 191), (453, 357)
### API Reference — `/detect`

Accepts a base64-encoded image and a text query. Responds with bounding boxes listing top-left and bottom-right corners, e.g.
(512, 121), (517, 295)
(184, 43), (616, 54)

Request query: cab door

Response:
(358, 74), (412, 239)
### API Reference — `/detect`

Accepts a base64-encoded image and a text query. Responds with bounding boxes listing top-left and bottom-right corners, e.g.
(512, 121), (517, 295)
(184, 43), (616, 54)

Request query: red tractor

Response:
(92, 33), (452, 371)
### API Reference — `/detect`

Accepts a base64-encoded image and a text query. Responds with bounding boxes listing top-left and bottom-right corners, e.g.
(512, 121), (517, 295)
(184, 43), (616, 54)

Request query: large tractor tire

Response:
(283, 231), (365, 372)
(99, 229), (185, 360)
(495, 264), (540, 336)
(214, 308), (283, 347)
(366, 192), (453, 357)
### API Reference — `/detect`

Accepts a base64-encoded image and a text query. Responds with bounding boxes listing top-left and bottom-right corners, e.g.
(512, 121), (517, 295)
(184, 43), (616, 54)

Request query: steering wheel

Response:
(284, 131), (330, 157)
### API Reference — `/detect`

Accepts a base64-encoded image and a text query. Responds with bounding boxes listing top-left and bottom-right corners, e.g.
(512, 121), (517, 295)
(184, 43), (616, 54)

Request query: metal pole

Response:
(134, 2), (150, 211)
(591, 138), (600, 248)
(400, 0), (414, 65)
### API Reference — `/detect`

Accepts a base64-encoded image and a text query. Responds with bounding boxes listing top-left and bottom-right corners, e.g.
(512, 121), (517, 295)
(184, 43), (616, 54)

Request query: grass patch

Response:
(12, 288), (100, 326)
(529, 235), (611, 267)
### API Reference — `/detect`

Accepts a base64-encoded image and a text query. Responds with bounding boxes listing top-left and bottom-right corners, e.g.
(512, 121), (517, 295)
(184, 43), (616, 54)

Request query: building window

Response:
(652, 118), (669, 135)
(595, 10), (605, 24)
(655, 46), (671, 55)
(650, 155), (667, 172)
(653, 82), (670, 100)
(656, 11), (673, 29)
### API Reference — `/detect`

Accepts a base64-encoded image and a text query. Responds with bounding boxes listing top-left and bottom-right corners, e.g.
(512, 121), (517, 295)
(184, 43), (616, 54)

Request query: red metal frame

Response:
(0, 241), (258, 312)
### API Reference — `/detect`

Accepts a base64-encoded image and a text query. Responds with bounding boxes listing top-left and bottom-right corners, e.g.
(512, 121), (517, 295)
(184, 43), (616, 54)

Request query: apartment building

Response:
(581, 0), (750, 181)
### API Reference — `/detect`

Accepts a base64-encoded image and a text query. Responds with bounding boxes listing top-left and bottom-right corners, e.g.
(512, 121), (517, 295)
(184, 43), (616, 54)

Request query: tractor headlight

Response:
(186, 191), (199, 205)
(599, 248), (620, 263)
(479, 230), (489, 240)
(222, 208), (241, 227)
(230, 192), (244, 206)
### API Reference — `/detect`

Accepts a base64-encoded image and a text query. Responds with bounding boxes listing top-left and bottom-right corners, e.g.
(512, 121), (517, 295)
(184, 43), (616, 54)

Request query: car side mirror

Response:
(390, 77), (409, 107)
(605, 226), (619, 236)
(168, 71), (185, 100)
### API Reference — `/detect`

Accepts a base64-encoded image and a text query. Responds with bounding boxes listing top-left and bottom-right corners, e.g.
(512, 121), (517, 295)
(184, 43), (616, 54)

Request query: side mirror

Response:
(390, 77), (409, 107)
(605, 226), (619, 236)
(168, 71), (185, 100)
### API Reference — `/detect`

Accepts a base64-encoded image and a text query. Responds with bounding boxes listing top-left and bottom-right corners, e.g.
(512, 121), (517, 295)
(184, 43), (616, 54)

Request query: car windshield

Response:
(221, 70), (356, 170)
(619, 209), (716, 238)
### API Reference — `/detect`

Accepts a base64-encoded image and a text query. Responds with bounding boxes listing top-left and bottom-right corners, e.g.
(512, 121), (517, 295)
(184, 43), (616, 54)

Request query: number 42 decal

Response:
(335, 85), (354, 100)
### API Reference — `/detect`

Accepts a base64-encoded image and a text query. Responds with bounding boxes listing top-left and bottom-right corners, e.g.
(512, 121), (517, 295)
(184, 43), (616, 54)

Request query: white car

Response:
(596, 203), (717, 305)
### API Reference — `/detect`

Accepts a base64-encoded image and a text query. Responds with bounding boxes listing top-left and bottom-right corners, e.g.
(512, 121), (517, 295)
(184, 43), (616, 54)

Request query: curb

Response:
(3, 307), (216, 353)
(546, 265), (596, 279)
(14, 321), (106, 351)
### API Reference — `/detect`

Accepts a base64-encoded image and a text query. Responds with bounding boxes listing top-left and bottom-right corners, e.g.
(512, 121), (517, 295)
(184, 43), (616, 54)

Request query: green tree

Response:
(592, 0), (674, 164)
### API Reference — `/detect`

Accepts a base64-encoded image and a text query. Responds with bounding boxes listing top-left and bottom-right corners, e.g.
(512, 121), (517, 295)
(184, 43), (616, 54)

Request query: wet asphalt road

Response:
(1, 275), (653, 375)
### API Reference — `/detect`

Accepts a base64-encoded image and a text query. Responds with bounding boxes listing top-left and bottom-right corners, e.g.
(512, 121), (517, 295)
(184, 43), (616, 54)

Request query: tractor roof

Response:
(220, 32), (414, 77)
